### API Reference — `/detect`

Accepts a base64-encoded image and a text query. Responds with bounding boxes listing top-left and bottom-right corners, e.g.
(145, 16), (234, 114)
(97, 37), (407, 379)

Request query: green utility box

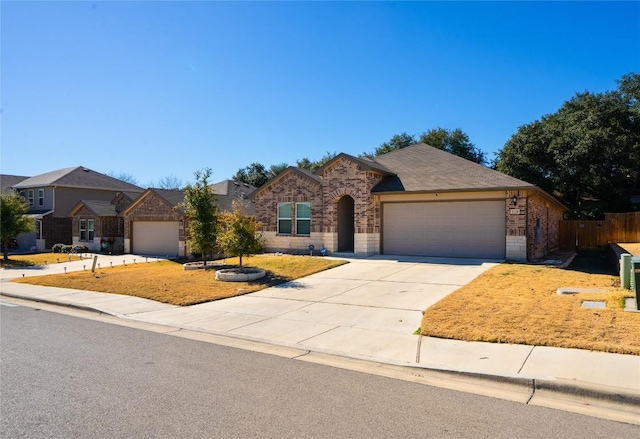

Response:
(632, 257), (640, 310)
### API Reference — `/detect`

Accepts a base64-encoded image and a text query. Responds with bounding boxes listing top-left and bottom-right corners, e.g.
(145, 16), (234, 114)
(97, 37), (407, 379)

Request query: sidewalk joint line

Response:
(517, 346), (535, 374)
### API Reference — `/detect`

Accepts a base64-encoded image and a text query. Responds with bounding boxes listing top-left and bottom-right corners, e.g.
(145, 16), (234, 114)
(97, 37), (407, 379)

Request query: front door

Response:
(337, 196), (355, 252)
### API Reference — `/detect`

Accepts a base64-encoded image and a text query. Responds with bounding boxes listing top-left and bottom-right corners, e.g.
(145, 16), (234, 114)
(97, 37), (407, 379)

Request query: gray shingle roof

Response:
(0, 174), (30, 192)
(13, 166), (144, 192)
(315, 153), (394, 176)
(371, 143), (534, 193)
(153, 189), (186, 210)
(211, 180), (256, 197)
(79, 200), (118, 217)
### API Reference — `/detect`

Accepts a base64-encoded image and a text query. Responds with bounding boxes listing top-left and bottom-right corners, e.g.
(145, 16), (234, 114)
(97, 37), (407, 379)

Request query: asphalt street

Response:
(2, 301), (637, 438)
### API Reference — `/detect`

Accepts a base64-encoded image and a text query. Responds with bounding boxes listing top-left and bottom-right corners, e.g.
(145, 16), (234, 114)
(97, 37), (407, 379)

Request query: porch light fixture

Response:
(511, 195), (518, 206)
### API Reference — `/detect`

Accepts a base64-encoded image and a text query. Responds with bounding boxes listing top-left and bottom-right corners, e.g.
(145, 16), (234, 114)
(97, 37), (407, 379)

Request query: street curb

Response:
(534, 378), (640, 406)
(3, 291), (639, 411)
(0, 292), (122, 318)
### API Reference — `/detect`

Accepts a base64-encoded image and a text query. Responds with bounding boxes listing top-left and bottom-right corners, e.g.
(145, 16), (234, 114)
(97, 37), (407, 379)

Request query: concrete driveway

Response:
(133, 255), (499, 364)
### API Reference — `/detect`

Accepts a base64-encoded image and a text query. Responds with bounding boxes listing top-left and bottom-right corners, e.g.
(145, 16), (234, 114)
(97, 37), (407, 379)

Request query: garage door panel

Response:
(132, 221), (179, 256)
(383, 201), (505, 259)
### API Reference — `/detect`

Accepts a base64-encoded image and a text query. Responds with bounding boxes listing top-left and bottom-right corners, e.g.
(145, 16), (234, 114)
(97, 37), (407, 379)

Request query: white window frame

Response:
(277, 203), (292, 235)
(295, 202), (311, 236)
(80, 220), (87, 241)
(88, 219), (95, 241)
(38, 189), (44, 207)
(27, 189), (34, 206)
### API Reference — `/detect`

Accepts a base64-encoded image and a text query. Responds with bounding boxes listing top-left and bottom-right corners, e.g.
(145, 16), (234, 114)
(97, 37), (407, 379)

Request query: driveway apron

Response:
(135, 256), (499, 364)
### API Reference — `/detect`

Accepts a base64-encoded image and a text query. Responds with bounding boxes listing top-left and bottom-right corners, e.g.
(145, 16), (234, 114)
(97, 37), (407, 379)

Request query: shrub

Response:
(61, 245), (73, 253)
(52, 243), (65, 253)
(75, 244), (89, 253)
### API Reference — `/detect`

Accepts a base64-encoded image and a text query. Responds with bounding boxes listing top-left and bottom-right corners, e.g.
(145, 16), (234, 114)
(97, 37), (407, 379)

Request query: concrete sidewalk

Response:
(1, 254), (639, 422)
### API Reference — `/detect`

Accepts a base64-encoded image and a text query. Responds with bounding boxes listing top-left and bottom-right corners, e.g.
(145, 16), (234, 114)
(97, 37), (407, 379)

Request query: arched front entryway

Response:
(337, 195), (355, 252)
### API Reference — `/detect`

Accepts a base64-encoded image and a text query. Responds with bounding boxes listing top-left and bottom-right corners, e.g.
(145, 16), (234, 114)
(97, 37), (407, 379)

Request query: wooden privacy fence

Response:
(560, 212), (640, 250)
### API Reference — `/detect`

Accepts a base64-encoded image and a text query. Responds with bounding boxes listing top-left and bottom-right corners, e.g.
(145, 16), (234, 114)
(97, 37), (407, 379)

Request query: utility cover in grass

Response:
(581, 301), (606, 309)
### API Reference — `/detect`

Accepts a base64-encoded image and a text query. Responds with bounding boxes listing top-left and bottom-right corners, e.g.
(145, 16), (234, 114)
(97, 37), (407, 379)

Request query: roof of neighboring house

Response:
(371, 143), (535, 193)
(12, 166), (144, 192)
(1, 174), (30, 192)
(211, 180), (256, 197)
(70, 200), (118, 217)
(153, 189), (187, 211)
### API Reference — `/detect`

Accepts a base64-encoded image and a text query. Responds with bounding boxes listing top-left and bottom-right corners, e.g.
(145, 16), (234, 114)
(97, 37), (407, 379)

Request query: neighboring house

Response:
(1, 174), (30, 193)
(121, 181), (256, 257)
(69, 192), (140, 253)
(251, 143), (566, 261)
(11, 167), (144, 251)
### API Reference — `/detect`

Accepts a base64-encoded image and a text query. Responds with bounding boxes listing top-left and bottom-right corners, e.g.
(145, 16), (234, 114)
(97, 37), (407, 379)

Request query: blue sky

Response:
(2, 1), (639, 187)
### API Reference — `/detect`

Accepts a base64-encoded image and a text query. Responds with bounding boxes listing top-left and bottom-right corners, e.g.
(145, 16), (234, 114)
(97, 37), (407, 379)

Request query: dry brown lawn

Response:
(618, 243), (640, 256)
(420, 262), (640, 355)
(13, 255), (347, 306)
(1, 253), (84, 267)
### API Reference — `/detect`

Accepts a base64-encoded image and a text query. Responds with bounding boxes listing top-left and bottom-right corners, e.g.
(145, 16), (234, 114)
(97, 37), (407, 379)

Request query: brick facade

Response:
(254, 160), (564, 260)
(42, 216), (72, 249)
(254, 160), (386, 255)
(123, 191), (186, 255)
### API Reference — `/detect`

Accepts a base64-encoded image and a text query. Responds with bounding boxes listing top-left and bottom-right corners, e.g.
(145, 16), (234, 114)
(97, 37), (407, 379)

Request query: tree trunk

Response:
(239, 255), (243, 271)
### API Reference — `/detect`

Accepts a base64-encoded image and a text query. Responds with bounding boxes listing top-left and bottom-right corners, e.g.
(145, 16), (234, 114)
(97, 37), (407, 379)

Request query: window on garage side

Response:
(38, 189), (44, 206)
(278, 203), (292, 235)
(88, 219), (95, 241)
(80, 220), (87, 241)
(296, 202), (311, 236)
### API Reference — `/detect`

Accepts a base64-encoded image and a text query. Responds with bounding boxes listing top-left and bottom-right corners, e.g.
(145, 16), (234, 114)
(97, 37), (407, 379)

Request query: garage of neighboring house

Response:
(131, 221), (180, 256)
(382, 200), (506, 259)
(123, 188), (187, 258)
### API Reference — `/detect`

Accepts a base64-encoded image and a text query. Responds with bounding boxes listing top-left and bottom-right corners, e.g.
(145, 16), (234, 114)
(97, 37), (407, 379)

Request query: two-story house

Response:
(11, 166), (144, 251)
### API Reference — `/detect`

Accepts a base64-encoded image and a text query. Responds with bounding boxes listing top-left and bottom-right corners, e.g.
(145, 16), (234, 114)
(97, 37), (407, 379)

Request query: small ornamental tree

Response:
(218, 200), (265, 271)
(182, 168), (218, 266)
(1, 192), (35, 261)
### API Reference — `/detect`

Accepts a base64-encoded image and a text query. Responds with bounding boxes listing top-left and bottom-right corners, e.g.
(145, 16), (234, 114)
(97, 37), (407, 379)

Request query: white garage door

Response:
(383, 201), (505, 259)
(132, 221), (179, 256)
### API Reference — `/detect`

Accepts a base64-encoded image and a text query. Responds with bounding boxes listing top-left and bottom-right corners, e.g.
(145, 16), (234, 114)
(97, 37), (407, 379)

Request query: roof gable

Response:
(251, 167), (322, 199)
(371, 143), (534, 193)
(123, 188), (185, 216)
(13, 166), (144, 192)
(315, 153), (394, 176)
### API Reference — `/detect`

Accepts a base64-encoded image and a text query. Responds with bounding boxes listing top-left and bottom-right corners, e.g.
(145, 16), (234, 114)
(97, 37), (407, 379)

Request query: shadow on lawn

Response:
(565, 250), (617, 276)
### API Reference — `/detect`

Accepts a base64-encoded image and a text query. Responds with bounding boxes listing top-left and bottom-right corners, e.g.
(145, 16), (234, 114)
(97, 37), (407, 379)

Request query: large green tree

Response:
(495, 73), (640, 217)
(362, 132), (415, 158)
(296, 152), (338, 171)
(418, 128), (486, 165)
(233, 162), (269, 187)
(182, 168), (218, 266)
(218, 200), (265, 271)
(1, 192), (35, 260)
(361, 129), (485, 164)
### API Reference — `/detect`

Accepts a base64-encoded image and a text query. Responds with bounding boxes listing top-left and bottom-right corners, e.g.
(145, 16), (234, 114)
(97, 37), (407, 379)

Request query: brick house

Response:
(69, 192), (140, 253)
(251, 143), (565, 261)
(10, 167), (144, 251)
(121, 181), (256, 257)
